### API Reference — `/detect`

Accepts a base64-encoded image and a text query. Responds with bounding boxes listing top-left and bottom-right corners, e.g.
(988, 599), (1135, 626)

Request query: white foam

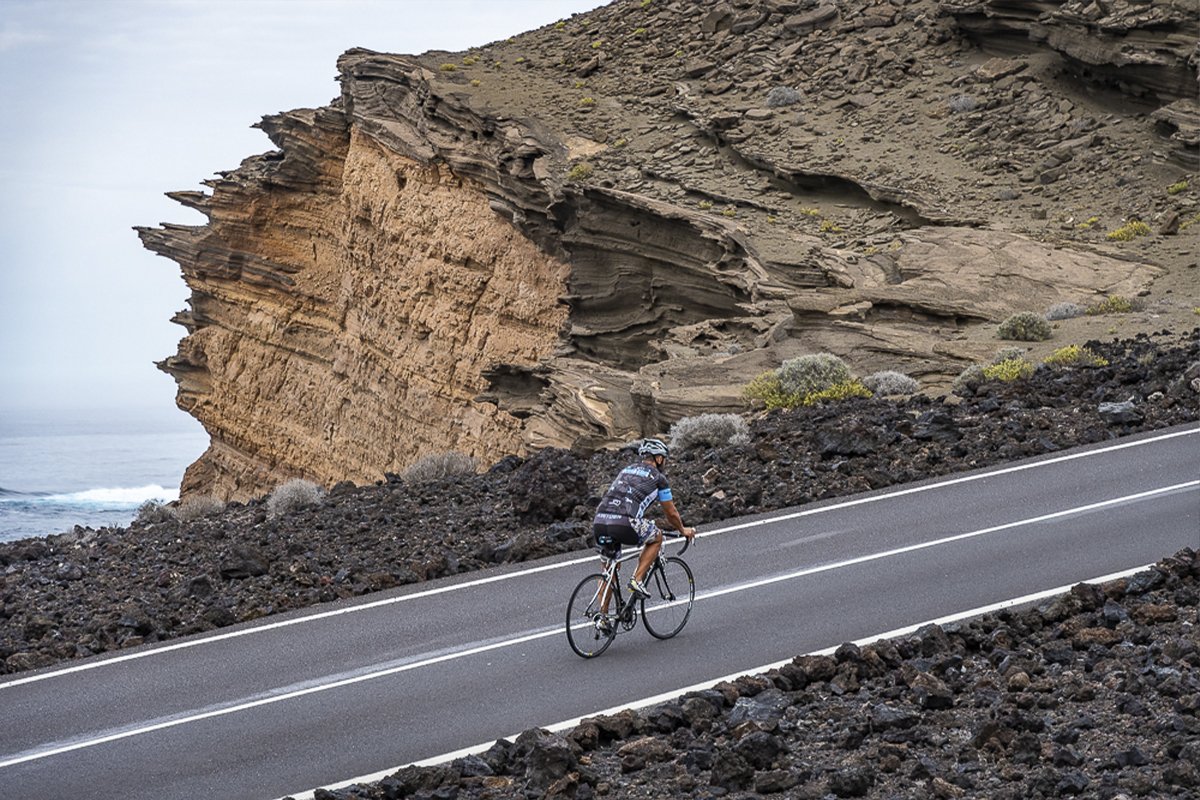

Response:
(41, 486), (177, 505)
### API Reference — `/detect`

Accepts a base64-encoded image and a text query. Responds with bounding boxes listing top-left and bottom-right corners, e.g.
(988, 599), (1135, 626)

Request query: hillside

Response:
(135, 0), (1198, 503)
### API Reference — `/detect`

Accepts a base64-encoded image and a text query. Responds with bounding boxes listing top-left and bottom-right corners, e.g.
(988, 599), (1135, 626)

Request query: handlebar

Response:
(664, 531), (691, 556)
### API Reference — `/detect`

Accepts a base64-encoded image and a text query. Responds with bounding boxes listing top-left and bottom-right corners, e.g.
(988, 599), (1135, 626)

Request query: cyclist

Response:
(592, 438), (696, 603)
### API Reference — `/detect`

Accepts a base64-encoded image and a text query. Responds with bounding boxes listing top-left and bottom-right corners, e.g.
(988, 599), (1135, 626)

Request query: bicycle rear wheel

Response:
(566, 573), (617, 658)
(641, 556), (694, 639)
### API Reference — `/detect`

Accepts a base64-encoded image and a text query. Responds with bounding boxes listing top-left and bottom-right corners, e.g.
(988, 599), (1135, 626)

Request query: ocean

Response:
(0, 405), (210, 544)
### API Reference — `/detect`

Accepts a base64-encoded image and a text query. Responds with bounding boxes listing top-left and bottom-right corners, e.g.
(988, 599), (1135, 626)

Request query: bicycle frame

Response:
(566, 533), (694, 657)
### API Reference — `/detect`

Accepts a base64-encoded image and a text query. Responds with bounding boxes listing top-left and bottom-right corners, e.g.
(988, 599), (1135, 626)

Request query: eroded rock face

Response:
(139, 0), (1197, 500)
(943, 0), (1200, 104)
(141, 106), (571, 500)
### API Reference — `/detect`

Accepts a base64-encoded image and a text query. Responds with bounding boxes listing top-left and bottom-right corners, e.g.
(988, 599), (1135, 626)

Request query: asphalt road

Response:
(2, 425), (1197, 800)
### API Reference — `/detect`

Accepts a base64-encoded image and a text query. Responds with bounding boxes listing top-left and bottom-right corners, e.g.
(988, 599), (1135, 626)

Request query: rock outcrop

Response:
(138, 0), (1198, 501)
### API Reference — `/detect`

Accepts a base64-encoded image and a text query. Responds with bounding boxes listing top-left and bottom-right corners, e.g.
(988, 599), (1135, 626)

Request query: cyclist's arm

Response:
(659, 500), (695, 539)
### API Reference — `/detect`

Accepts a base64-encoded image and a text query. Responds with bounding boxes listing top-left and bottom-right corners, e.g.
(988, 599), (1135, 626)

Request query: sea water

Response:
(0, 405), (210, 543)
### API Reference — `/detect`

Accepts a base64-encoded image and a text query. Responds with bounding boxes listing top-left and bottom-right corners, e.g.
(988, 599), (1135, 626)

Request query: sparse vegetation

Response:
(983, 358), (1036, 382)
(997, 311), (1052, 342)
(403, 451), (479, 484)
(951, 364), (987, 395)
(1045, 302), (1084, 321)
(439, 63), (456, 71)
(802, 380), (872, 406)
(861, 370), (920, 396)
(722, 208), (737, 217)
(266, 479), (325, 519)
(742, 370), (796, 410)
(1086, 295), (1144, 315)
(993, 346), (1027, 364)
(668, 413), (751, 450)
(579, 97), (596, 108)
(1043, 345), (1109, 368)
(777, 353), (851, 397)
(1105, 220), (1151, 241)
(820, 220), (843, 233)
(567, 163), (593, 182)
(175, 495), (225, 522)
(766, 87), (804, 108)
(1168, 180), (1188, 195)
(948, 95), (977, 113)
(699, 201), (713, 210)
(743, 357), (868, 410)
(135, 498), (175, 524)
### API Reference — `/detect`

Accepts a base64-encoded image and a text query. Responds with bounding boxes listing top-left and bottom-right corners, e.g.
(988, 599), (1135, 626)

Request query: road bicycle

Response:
(565, 532), (694, 658)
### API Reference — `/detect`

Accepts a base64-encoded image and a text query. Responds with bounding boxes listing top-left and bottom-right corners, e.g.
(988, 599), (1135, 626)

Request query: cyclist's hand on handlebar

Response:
(680, 526), (696, 540)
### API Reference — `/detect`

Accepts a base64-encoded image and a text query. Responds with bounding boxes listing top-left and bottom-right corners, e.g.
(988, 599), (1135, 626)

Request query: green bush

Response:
(567, 163), (593, 182)
(861, 370), (920, 396)
(1044, 345), (1108, 368)
(266, 478), (325, 518)
(993, 346), (1026, 364)
(668, 413), (750, 450)
(175, 495), (225, 522)
(404, 451), (479, 484)
(742, 371), (799, 410)
(1105, 220), (1151, 241)
(801, 380), (872, 406)
(983, 358), (1035, 382)
(997, 312), (1052, 342)
(777, 353), (850, 397)
(1085, 296), (1144, 316)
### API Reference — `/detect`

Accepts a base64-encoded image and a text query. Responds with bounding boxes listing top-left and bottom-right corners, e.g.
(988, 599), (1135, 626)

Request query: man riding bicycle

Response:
(592, 438), (696, 600)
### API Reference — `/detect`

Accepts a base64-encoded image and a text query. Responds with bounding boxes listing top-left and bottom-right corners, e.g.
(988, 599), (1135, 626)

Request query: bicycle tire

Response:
(641, 556), (694, 639)
(566, 573), (617, 658)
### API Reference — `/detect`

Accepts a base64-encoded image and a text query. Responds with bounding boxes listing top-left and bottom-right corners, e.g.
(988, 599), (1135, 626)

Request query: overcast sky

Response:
(0, 0), (606, 413)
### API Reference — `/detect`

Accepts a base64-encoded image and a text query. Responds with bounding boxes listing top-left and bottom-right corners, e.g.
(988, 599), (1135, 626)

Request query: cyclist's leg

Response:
(599, 571), (614, 613)
(631, 519), (662, 582)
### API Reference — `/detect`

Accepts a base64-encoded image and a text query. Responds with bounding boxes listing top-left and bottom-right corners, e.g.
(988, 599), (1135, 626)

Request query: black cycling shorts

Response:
(593, 518), (660, 549)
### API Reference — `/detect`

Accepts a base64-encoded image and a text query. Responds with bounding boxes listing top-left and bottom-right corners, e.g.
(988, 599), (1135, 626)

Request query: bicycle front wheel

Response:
(641, 556), (694, 639)
(566, 573), (616, 658)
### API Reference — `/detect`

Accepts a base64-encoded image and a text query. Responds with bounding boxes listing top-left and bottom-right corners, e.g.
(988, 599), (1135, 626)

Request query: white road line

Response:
(278, 559), (1166, 800)
(3, 426), (1193, 690)
(5, 480), (1193, 771)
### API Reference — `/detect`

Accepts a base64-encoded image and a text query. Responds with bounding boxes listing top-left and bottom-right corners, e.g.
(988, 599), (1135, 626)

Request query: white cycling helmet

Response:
(638, 438), (670, 458)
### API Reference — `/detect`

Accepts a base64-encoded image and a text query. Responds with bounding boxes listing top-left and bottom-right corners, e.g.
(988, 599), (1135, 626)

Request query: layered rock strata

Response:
(139, 0), (1198, 500)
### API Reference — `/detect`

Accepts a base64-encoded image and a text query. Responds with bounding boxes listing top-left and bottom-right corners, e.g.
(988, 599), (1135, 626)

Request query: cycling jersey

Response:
(593, 461), (673, 547)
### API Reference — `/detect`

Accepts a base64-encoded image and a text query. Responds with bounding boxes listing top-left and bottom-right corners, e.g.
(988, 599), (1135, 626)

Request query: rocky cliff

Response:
(138, 0), (1198, 501)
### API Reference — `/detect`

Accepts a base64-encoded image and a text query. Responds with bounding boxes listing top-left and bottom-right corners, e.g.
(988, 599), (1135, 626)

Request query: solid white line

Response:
(6, 480), (1193, 772)
(277, 559), (1164, 800)
(4, 425), (1193, 690)
(699, 480), (1199, 601)
(712, 426), (1199, 535)
(0, 626), (562, 769)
